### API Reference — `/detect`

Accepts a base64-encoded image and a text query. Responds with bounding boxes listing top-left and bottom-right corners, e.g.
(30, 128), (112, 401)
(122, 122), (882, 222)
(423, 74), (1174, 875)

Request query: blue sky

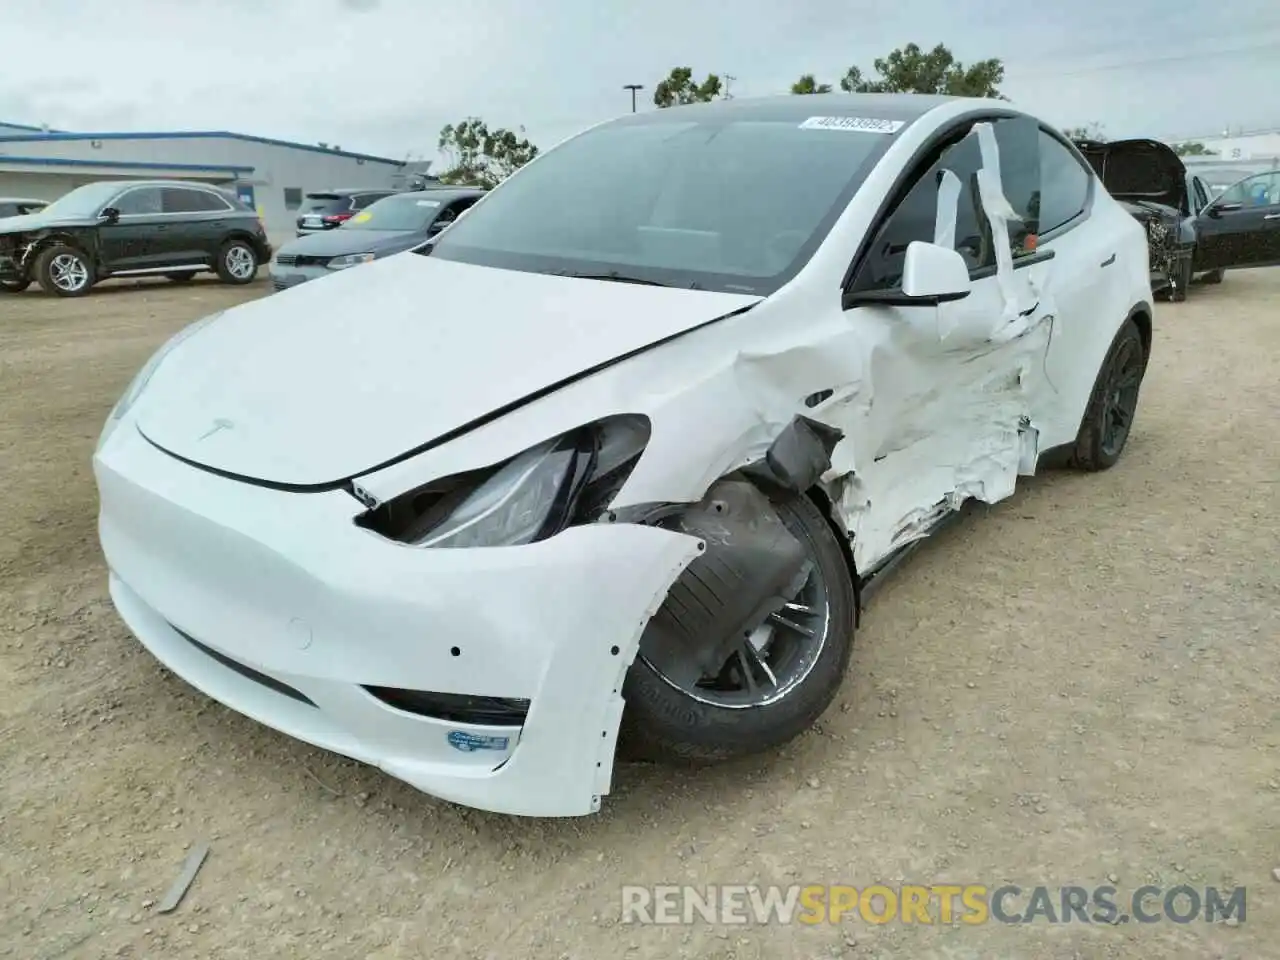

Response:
(2, 0), (1277, 163)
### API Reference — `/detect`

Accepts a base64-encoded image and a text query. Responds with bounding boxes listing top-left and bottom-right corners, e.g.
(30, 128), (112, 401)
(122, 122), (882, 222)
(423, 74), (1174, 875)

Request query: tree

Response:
(791, 73), (833, 95)
(1064, 122), (1107, 142)
(653, 67), (723, 107)
(839, 43), (1005, 98)
(436, 118), (539, 188)
(1173, 141), (1216, 157)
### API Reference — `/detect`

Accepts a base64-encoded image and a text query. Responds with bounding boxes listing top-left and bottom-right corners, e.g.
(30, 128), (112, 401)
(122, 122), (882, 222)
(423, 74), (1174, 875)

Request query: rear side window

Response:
(162, 188), (231, 213)
(993, 126), (1091, 237)
(352, 192), (391, 209)
(299, 194), (352, 214)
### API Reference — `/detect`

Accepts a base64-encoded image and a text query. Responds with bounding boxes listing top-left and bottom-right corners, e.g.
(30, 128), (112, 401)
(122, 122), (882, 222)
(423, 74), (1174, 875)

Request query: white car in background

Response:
(94, 94), (1153, 817)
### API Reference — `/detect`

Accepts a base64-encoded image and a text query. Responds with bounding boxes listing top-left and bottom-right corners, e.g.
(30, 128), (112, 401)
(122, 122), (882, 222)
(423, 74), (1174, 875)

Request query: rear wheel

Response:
(35, 245), (94, 297)
(620, 492), (856, 763)
(1169, 256), (1192, 302)
(1070, 318), (1147, 471)
(216, 240), (258, 285)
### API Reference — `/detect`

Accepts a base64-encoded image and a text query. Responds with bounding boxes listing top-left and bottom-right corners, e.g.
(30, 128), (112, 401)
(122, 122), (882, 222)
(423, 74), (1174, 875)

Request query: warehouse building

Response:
(0, 120), (431, 245)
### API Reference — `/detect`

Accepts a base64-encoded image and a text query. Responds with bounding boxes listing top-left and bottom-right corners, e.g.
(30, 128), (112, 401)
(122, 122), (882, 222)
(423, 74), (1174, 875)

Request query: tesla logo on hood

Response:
(197, 418), (234, 441)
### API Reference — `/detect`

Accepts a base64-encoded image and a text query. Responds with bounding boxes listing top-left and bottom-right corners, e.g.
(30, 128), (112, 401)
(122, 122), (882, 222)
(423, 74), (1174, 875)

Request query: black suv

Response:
(295, 189), (397, 237)
(0, 180), (272, 297)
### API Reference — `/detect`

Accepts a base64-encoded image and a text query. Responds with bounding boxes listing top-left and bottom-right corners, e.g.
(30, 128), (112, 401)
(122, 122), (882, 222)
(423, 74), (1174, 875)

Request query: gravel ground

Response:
(1, 271), (1278, 960)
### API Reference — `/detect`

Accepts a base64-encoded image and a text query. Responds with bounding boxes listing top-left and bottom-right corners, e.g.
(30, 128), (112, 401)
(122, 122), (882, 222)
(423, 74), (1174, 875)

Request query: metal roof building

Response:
(0, 121), (430, 245)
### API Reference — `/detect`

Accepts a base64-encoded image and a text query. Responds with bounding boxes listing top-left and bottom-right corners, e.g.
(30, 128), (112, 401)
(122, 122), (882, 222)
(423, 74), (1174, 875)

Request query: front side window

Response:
(1218, 171), (1280, 208)
(850, 117), (1085, 294)
(427, 116), (902, 294)
(114, 188), (163, 216)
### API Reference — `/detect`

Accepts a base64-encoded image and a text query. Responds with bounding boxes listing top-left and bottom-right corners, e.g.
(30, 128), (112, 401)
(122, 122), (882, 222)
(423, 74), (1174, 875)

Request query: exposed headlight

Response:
(356, 415), (651, 549)
(97, 313), (223, 452)
(326, 253), (376, 270)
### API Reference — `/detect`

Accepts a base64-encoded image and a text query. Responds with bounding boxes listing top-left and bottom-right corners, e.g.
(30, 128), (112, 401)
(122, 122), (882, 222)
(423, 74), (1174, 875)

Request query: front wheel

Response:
(216, 240), (258, 285)
(620, 491), (856, 764)
(1070, 317), (1147, 471)
(0, 278), (30, 293)
(35, 245), (94, 297)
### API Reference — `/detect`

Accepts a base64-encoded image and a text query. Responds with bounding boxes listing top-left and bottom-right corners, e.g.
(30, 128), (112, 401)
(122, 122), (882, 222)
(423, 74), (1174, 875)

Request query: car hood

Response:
(1073, 138), (1187, 212)
(135, 253), (762, 487)
(275, 228), (420, 259)
(0, 211), (96, 235)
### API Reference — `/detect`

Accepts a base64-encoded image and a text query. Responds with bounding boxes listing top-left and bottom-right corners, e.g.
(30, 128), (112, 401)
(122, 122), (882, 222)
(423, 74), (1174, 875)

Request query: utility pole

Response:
(722, 74), (737, 99)
(623, 84), (644, 113)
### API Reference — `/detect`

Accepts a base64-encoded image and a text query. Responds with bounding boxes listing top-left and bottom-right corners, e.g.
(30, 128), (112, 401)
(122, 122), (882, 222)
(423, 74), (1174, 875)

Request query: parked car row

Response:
(0, 178), (440, 296)
(1072, 138), (1280, 301)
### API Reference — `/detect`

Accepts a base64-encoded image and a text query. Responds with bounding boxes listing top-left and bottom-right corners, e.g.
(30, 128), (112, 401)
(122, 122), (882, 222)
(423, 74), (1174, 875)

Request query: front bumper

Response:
(0, 253), (24, 282)
(269, 263), (330, 292)
(94, 420), (700, 816)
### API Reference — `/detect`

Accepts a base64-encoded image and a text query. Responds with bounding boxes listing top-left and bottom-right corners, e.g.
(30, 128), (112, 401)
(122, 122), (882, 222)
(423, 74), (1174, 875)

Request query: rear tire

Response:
(216, 240), (258, 285)
(1069, 318), (1147, 471)
(619, 492), (856, 764)
(1169, 257), (1192, 302)
(34, 244), (94, 297)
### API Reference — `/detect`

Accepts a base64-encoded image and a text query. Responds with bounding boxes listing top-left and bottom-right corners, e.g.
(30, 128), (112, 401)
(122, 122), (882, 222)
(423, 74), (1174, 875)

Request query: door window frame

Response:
(841, 111), (1093, 300)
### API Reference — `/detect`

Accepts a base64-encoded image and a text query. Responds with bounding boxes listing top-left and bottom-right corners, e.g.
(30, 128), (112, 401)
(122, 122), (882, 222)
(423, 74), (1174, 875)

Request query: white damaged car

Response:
(94, 94), (1153, 817)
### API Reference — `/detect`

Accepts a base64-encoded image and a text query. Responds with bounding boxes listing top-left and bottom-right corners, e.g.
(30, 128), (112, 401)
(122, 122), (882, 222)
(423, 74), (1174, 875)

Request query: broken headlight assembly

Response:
(355, 414), (651, 548)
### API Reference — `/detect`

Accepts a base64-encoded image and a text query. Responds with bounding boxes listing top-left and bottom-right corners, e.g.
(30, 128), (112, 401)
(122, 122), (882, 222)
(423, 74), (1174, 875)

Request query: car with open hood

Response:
(270, 187), (485, 292)
(0, 180), (271, 296)
(1073, 138), (1280, 300)
(95, 94), (1154, 817)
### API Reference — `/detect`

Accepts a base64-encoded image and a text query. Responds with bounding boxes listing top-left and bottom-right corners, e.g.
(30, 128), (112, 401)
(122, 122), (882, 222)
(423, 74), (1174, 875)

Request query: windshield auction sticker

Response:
(799, 116), (905, 133)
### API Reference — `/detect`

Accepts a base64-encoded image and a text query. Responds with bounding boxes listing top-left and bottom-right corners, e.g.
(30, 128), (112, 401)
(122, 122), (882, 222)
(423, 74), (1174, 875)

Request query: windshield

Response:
(39, 182), (127, 218)
(425, 116), (898, 294)
(343, 194), (448, 231)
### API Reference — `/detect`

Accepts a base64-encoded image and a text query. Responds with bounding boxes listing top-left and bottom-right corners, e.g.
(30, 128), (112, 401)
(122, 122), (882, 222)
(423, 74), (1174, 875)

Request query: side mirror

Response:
(99, 207), (120, 224)
(1208, 201), (1243, 217)
(843, 241), (972, 309)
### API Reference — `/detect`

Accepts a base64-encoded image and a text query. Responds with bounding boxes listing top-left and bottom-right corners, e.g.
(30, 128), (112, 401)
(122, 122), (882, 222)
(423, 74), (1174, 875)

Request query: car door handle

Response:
(1264, 213), (1280, 220)
(1100, 253), (1116, 267)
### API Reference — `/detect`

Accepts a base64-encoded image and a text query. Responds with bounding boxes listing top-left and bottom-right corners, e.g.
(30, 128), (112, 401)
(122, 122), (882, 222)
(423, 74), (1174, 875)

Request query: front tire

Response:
(1069, 318), (1147, 471)
(620, 492), (856, 764)
(35, 245), (94, 297)
(0, 278), (30, 293)
(216, 240), (258, 285)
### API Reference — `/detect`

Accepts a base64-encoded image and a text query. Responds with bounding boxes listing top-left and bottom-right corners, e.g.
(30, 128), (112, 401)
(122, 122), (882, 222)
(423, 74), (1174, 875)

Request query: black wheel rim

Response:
(641, 523), (833, 710)
(1100, 338), (1142, 458)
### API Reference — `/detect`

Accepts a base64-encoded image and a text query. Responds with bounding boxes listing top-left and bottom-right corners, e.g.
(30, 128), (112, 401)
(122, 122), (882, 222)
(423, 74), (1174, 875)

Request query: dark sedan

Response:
(270, 188), (485, 292)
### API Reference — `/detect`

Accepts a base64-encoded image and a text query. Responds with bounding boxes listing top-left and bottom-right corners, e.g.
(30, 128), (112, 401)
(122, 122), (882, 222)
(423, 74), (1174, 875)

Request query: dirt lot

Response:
(1, 270), (1278, 960)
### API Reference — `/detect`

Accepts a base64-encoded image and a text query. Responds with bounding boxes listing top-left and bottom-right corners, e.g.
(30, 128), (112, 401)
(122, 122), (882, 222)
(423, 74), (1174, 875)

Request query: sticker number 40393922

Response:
(800, 116), (905, 134)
